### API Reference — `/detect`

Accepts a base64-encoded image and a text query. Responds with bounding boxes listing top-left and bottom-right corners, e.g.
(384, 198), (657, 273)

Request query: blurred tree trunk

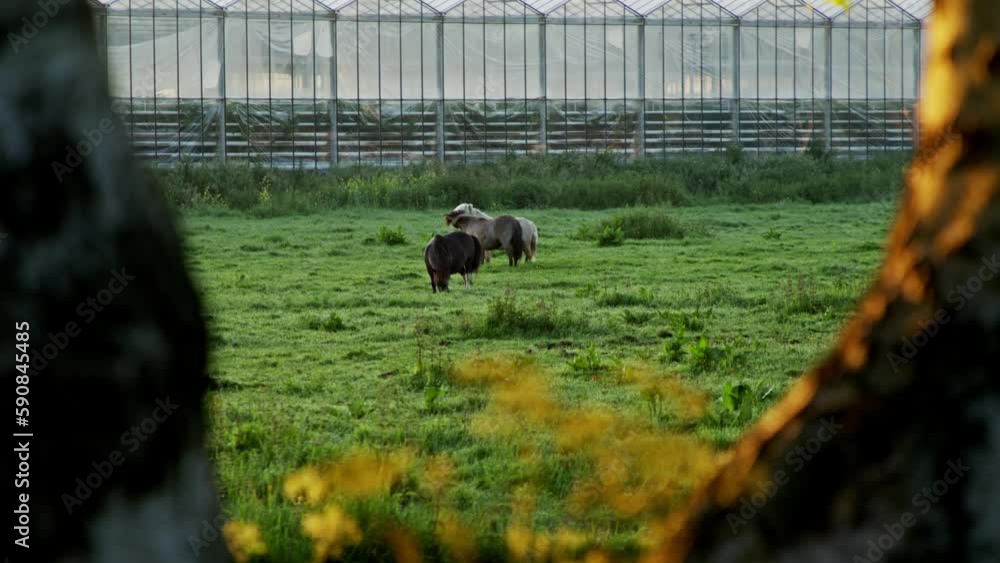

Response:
(659, 1), (1000, 561)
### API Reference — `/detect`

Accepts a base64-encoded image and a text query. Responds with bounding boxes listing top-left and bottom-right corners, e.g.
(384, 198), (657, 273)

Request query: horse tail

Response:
(472, 236), (485, 272)
(509, 221), (524, 266)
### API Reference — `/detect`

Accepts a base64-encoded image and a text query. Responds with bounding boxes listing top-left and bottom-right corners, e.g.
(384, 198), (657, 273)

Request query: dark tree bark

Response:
(1, 2), (229, 562)
(659, 2), (1000, 562)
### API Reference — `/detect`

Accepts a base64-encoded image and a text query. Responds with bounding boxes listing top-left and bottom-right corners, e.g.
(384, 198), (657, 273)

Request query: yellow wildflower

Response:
(283, 466), (328, 505)
(420, 455), (456, 500)
(326, 448), (415, 499)
(438, 512), (478, 563)
(385, 526), (422, 563)
(302, 505), (363, 562)
(223, 521), (267, 563)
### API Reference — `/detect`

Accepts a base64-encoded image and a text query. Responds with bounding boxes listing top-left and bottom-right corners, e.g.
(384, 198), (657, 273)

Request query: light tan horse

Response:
(450, 203), (538, 262)
(445, 211), (525, 266)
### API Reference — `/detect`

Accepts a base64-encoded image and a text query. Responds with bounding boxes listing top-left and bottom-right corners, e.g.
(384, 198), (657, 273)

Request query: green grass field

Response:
(184, 201), (895, 560)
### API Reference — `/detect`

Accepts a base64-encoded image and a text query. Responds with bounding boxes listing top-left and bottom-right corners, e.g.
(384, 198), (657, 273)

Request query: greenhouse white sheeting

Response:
(89, 0), (932, 165)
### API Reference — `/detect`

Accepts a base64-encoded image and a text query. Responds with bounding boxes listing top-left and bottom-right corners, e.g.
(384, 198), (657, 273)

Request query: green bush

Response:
(480, 291), (564, 337)
(373, 225), (408, 246)
(580, 209), (688, 242)
(154, 152), (909, 216)
(595, 225), (625, 247)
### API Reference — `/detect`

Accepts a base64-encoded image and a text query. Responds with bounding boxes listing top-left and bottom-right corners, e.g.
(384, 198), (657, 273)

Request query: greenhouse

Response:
(90, 0), (931, 167)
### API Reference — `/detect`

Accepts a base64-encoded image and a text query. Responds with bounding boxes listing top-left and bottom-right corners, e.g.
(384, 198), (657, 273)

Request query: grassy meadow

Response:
(181, 199), (897, 561)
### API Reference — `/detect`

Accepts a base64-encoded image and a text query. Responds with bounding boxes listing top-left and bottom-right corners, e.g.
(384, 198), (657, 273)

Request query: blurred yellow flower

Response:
(552, 528), (589, 561)
(223, 521), (267, 563)
(302, 505), (363, 562)
(327, 448), (415, 499)
(506, 525), (537, 562)
(420, 455), (456, 500)
(284, 466), (328, 505)
(386, 526), (422, 563)
(438, 512), (478, 563)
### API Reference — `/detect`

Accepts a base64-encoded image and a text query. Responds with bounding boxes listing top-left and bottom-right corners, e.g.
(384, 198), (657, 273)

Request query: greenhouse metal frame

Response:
(90, 0), (931, 167)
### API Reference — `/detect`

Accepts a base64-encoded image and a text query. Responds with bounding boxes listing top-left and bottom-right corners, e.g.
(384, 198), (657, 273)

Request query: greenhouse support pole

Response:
(95, 12), (108, 68)
(637, 20), (645, 157)
(732, 23), (740, 147)
(436, 18), (446, 163)
(330, 19), (339, 167)
(824, 22), (833, 152)
(218, 14), (227, 163)
(539, 18), (547, 154)
(913, 25), (921, 149)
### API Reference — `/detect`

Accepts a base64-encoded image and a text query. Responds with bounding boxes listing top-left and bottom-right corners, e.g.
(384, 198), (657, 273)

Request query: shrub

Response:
(155, 153), (909, 215)
(480, 291), (562, 336)
(612, 209), (685, 239)
(595, 225), (625, 247)
(374, 225), (408, 246)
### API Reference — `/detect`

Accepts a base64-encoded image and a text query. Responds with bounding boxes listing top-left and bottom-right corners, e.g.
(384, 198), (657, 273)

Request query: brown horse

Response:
(445, 212), (524, 266)
(424, 232), (485, 292)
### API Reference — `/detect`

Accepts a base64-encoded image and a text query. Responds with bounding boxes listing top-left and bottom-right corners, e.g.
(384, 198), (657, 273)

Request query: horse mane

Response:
(452, 203), (492, 220)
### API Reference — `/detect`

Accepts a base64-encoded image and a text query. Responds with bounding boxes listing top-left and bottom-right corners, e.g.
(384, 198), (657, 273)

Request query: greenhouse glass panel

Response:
(91, 0), (929, 166)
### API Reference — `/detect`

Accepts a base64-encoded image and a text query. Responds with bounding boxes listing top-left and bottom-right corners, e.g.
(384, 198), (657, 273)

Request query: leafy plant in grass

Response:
(662, 326), (690, 363)
(481, 291), (562, 336)
(621, 309), (654, 326)
(411, 328), (449, 411)
(687, 336), (732, 374)
(595, 225), (625, 247)
(706, 381), (774, 427)
(641, 387), (666, 423)
(304, 312), (348, 332)
(762, 227), (783, 241)
(660, 306), (713, 332)
(597, 287), (656, 308)
(575, 282), (599, 298)
(257, 174), (272, 207)
(374, 224), (408, 246)
(778, 275), (861, 317)
(565, 343), (608, 377)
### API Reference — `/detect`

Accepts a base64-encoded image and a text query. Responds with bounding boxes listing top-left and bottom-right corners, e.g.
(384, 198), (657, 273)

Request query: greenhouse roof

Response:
(891, 0), (932, 20)
(91, 0), (934, 19)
